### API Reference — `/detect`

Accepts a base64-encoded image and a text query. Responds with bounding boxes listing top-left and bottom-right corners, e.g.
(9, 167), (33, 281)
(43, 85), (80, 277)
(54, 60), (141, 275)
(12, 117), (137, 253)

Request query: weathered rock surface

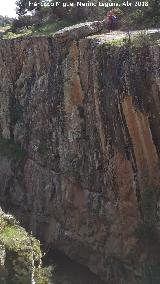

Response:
(0, 22), (160, 283)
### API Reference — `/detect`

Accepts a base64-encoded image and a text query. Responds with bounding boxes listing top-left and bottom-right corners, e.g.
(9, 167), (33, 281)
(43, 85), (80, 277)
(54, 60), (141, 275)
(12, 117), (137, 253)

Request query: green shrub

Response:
(35, 265), (53, 284)
(11, 16), (33, 32)
(131, 32), (153, 47)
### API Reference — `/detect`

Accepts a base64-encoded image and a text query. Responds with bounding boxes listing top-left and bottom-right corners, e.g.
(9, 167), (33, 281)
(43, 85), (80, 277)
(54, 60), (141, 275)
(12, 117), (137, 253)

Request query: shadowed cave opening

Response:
(43, 249), (106, 284)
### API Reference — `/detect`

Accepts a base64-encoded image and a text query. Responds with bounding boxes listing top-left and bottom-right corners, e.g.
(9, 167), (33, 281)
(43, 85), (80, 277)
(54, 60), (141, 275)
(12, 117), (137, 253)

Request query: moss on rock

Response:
(0, 209), (50, 283)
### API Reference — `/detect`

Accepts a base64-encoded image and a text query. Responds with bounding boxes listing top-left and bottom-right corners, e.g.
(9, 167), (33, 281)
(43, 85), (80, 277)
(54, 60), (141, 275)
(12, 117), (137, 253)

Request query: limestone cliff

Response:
(0, 22), (160, 283)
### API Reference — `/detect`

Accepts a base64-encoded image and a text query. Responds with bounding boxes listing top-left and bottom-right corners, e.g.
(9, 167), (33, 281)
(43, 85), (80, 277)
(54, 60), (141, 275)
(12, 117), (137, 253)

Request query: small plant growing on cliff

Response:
(35, 266), (53, 284)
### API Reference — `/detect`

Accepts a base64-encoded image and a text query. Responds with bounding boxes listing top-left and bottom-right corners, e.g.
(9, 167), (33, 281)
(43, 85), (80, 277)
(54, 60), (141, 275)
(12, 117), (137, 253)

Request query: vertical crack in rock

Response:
(117, 98), (143, 219)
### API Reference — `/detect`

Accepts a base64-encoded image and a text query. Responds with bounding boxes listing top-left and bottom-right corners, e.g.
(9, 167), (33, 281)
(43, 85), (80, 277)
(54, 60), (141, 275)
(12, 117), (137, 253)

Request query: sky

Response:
(0, 0), (17, 18)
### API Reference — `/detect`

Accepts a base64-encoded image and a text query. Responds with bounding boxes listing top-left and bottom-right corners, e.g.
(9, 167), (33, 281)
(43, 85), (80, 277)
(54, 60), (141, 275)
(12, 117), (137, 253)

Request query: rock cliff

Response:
(0, 22), (160, 283)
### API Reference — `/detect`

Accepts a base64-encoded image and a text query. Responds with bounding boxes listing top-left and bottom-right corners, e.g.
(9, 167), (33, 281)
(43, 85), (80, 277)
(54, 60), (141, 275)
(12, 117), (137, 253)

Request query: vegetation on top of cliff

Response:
(100, 38), (126, 48)
(129, 31), (160, 46)
(0, 15), (13, 27)
(96, 31), (160, 54)
(15, 0), (160, 29)
(2, 19), (78, 39)
(1, 0), (159, 39)
(0, 16), (13, 38)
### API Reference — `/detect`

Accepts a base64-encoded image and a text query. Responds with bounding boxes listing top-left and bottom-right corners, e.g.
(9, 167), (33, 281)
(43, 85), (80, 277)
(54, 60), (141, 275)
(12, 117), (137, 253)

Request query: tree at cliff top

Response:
(0, 15), (13, 26)
(16, 0), (41, 15)
(14, 0), (160, 32)
(16, 0), (100, 21)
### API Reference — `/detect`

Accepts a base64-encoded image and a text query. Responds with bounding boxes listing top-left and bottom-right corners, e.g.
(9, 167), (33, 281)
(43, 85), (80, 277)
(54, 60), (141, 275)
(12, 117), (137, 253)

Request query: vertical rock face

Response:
(0, 24), (160, 283)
